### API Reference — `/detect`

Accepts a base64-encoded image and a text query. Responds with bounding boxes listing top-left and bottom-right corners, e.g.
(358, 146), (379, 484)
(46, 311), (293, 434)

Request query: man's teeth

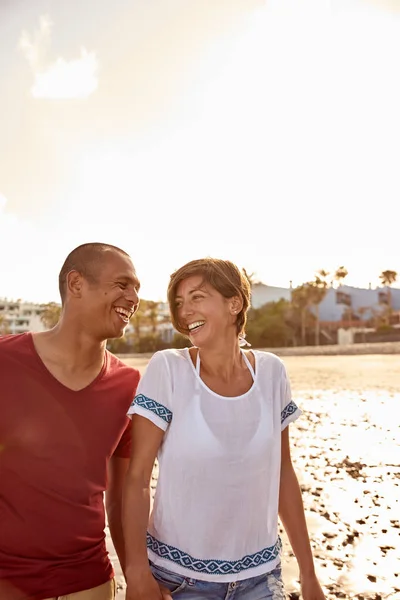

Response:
(188, 321), (205, 331)
(115, 308), (130, 322)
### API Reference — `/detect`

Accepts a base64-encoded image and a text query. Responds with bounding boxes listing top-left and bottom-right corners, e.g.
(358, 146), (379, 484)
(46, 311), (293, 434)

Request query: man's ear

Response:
(66, 270), (83, 299)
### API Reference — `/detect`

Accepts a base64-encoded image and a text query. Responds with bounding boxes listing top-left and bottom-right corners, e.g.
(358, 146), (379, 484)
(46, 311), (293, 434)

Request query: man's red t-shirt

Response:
(0, 333), (139, 600)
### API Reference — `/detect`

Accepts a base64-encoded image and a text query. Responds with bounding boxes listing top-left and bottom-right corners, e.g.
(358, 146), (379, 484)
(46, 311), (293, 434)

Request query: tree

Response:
(357, 306), (370, 342)
(40, 302), (61, 329)
(107, 336), (132, 354)
(129, 299), (148, 343)
(379, 269), (397, 287)
(290, 283), (314, 346)
(0, 313), (10, 335)
(333, 266), (348, 288)
(146, 301), (161, 337)
(170, 333), (191, 349)
(309, 270), (330, 346)
(246, 299), (294, 348)
(379, 270), (398, 322)
(129, 299), (171, 352)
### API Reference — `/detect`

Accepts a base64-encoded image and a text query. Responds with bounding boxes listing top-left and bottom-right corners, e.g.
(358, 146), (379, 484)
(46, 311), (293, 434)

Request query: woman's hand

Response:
(300, 572), (326, 600)
(125, 570), (172, 600)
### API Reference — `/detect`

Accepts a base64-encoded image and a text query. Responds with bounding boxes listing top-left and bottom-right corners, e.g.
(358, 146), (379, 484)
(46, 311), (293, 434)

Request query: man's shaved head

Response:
(58, 243), (131, 304)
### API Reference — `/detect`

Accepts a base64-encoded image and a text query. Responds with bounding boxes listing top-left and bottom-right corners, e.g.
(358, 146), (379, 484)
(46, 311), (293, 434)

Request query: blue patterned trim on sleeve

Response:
(281, 399), (299, 425)
(133, 394), (172, 424)
(147, 533), (281, 575)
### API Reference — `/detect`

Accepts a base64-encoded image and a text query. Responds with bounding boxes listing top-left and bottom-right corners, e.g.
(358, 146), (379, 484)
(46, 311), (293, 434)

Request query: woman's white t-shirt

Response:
(127, 348), (301, 583)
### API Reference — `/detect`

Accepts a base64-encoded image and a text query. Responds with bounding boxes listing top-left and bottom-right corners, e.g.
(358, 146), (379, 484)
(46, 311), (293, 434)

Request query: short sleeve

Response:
(112, 417), (132, 458)
(280, 362), (302, 431)
(127, 351), (173, 432)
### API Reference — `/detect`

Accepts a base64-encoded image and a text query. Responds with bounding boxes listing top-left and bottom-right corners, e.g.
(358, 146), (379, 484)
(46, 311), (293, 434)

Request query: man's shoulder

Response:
(106, 350), (141, 381)
(0, 333), (30, 355)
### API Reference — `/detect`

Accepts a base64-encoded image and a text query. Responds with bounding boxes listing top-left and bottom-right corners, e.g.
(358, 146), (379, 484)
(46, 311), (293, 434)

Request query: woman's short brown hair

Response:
(167, 258), (251, 338)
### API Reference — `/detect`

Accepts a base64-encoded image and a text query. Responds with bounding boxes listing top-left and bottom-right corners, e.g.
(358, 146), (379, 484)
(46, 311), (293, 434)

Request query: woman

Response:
(123, 258), (326, 600)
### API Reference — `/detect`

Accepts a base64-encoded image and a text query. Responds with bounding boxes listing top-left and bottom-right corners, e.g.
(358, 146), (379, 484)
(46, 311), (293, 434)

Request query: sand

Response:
(107, 354), (400, 600)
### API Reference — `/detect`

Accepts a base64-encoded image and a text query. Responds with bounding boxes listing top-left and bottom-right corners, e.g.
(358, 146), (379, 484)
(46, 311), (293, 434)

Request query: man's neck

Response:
(32, 321), (106, 371)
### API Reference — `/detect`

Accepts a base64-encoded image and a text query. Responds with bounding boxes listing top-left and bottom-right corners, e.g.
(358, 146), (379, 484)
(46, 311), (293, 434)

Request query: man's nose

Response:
(125, 287), (139, 305)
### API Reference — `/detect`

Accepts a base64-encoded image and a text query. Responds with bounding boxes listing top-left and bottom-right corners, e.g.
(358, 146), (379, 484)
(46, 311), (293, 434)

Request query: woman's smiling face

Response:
(175, 275), (238, 347)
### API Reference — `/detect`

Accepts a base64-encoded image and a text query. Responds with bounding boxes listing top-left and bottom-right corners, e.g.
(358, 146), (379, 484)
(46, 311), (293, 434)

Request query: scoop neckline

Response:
(184, 347), (258, 400)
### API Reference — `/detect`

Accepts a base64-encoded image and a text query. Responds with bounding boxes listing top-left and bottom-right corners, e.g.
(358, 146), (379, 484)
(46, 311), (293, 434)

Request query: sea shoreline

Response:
(117, 340), (400, 360)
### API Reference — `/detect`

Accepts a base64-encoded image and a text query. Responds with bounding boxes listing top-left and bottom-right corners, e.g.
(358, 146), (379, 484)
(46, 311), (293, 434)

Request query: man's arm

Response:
(106, 455), (130, 576)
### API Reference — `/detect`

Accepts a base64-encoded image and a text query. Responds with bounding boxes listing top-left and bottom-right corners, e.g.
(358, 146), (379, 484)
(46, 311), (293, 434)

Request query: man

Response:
(0, 243), (141, 600)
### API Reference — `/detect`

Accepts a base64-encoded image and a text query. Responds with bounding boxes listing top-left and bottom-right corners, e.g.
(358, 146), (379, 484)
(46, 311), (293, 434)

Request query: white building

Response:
(0, 298), (46, 335)
(250, 283), (292, 309)
(250, 282), (400, 323)
(156, 302), (175, 343)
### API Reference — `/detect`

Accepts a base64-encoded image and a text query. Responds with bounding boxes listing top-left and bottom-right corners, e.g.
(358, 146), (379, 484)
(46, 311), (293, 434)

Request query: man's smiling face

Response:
(79, 251), (140, 341)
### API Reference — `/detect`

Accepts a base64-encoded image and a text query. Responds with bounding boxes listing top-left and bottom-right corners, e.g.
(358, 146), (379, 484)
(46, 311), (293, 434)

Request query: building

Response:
(251, 283), (292, 309)
(154, 302), (175, 343)
(250, 282), (400, 323)
(315, 285), (400, 324)
(0, 298), (46, 335)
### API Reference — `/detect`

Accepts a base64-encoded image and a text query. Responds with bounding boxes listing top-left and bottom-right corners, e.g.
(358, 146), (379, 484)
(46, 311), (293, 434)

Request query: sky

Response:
(1, 0), (400, 304)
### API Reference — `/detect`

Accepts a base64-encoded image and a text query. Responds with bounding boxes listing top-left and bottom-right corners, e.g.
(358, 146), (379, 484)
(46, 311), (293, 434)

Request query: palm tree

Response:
(129, 299), (165, 351)
(333, 266), (348, 288)
(291, 283), (313, 346)
(130, 299), (148, 345)
(357, 306), (369, 342)
(310, 270), (330, 346)
(40, 302), (62, 329)
(146, 301), (160, 337)
(379, 270), (398, 323)
(0, 313), (10, 335)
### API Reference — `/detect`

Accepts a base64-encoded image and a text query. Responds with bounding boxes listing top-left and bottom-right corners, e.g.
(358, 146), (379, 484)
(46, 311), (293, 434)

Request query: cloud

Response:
(31, 48), (98, 99)
(19, 15), (98, 99)
(19, 14), (52, 69)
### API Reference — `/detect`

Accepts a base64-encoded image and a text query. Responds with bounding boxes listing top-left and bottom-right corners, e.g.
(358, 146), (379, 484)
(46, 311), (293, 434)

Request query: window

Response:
(336, 291), (352, 307)
(378, 291), (389, 305)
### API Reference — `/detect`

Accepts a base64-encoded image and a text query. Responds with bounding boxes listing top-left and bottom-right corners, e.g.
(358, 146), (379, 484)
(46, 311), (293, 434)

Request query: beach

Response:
(108, 353), (400, 600)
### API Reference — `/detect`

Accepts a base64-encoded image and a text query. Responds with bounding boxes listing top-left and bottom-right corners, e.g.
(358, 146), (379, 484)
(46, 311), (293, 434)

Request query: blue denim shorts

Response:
(150, 561), (286, 599)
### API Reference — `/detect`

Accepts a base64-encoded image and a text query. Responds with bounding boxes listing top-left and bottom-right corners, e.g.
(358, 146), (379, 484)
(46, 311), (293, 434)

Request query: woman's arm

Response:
(278, 427), (326, 600)
(123, 415), (169, 600)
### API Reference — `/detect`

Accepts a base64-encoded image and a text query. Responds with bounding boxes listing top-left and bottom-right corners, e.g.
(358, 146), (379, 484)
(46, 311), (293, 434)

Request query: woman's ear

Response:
(230, 296), (243, 315)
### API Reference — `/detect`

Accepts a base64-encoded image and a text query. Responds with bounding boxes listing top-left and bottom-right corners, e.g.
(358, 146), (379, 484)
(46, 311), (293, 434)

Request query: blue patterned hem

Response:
(133, 394), (173, 424)
(147, 533), (282, 575)
(281, 399), (299, 425)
